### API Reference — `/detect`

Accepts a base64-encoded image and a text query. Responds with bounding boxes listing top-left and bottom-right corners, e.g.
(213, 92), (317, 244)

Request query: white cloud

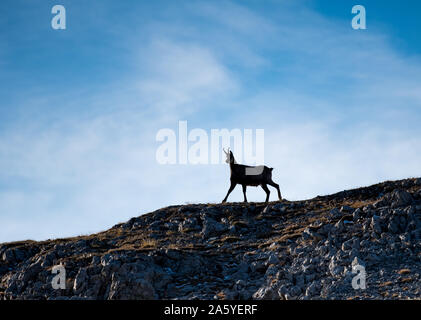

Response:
(264, 124), (421, 200)
(137, 40), (238, 116)
(0, 38), (241, 242)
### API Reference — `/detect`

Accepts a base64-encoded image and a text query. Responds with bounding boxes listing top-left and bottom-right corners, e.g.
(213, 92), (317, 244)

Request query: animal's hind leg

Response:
(268, 181), (282, 200)
(242, 184), (248, 203)
(261, 184), (270, 203)
(222, 182), (237, 203)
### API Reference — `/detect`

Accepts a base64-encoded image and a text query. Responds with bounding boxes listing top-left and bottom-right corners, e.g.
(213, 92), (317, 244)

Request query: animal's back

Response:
(231, 164), (272, 186)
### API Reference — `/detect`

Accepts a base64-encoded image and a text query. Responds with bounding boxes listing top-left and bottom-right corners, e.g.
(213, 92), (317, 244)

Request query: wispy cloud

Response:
(137, 40), (238, 117)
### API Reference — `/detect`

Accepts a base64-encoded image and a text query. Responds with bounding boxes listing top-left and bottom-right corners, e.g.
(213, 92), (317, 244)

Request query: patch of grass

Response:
(215, 291), (226, 300)
(219, 235), (241, 243)
(400, 277), (413, 283)
(379, 281), (393, 287)
(398, 269), (411, 275)
(348, 199), (376, 209)
(139, 238), (158, 249)
(165, 243), (181, 250)
(180, 228), (199, 233)
(0, 240), (37, 247)
(276, 232), (303, 242)
(104, 237), (159, 253)
(231, 220), (249, 228)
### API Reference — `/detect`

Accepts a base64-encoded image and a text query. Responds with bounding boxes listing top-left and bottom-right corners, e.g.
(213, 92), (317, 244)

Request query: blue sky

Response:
(1, 0), (421, 242)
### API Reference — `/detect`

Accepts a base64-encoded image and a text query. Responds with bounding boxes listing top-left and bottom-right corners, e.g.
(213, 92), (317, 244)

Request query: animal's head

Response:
(223, 148), (235, 164)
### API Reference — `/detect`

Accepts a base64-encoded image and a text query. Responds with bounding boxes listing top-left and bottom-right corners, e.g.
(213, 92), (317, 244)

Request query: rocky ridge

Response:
(1, 178), (420, 300)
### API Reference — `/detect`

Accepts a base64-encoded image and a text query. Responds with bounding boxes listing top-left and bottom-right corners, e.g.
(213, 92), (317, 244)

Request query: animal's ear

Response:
(230, 151), (233, 156)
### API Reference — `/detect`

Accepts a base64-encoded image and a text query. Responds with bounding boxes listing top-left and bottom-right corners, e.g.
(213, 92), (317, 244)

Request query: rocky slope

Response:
(1, 178), (420, 300)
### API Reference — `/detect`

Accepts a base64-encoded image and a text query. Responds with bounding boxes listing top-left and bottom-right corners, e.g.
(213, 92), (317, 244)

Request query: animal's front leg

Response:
(222, 182), (237, 203)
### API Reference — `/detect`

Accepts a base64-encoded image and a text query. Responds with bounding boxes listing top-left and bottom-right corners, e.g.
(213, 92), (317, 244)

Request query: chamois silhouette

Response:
(222, 148), (282, 203)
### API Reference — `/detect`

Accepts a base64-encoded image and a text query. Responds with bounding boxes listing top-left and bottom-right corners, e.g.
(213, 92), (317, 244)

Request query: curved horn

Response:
(223, 148), (228, 155)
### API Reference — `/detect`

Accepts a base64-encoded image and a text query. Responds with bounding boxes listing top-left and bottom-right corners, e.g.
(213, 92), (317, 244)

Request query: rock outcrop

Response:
(1, 178), (420, 300)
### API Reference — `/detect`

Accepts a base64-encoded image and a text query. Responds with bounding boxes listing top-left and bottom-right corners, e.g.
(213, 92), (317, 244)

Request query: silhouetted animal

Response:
(222, 148), (282, 203)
